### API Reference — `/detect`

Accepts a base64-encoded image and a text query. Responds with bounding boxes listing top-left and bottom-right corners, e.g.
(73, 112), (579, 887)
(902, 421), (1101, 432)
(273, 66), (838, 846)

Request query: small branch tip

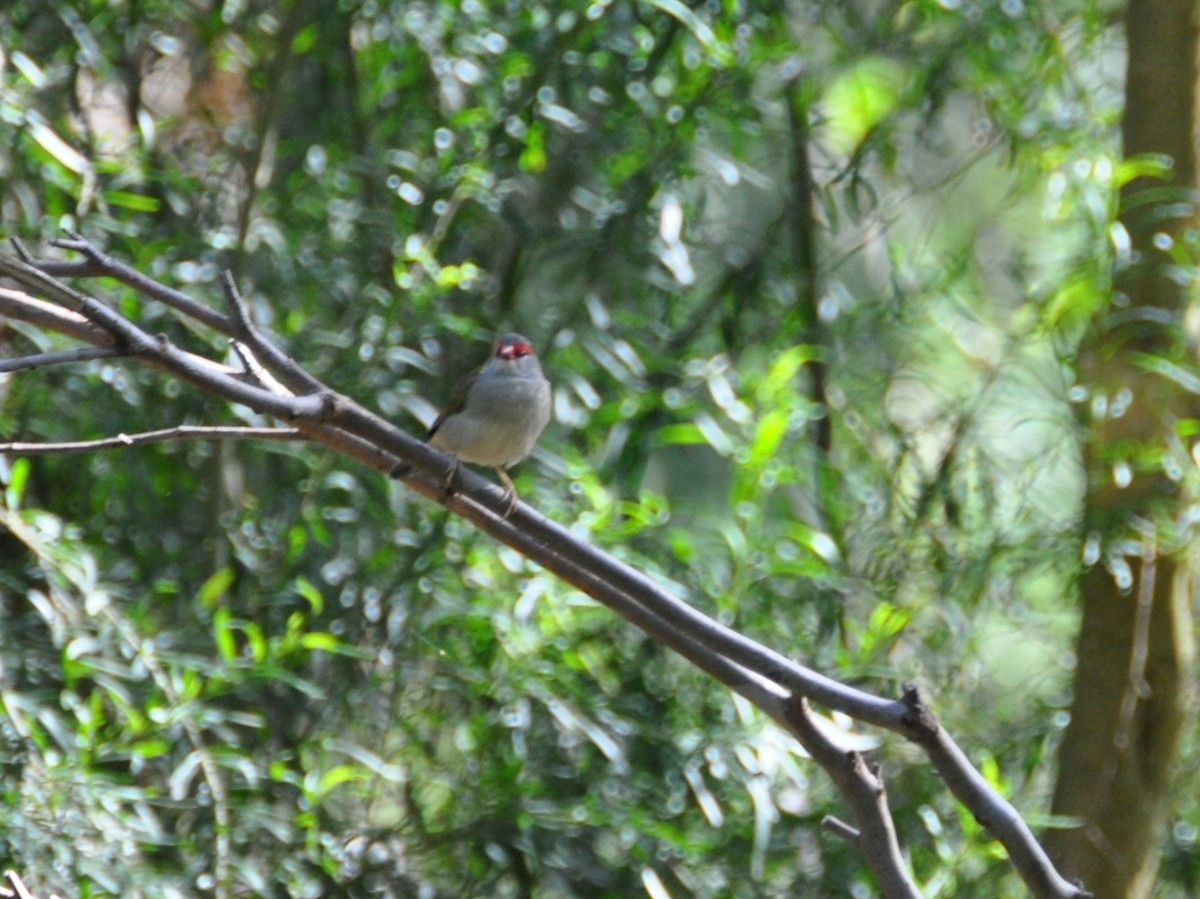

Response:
(821, 815), (861, 844)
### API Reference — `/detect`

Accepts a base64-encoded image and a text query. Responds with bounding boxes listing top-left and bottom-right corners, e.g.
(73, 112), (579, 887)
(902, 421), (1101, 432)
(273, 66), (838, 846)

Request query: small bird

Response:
(410, 333), (551, 514)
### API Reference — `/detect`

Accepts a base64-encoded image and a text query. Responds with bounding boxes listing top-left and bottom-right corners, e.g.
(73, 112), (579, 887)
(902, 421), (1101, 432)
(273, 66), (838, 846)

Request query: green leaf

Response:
(294, 576), (324, 615)
(760, 345), (819, 400)
(292, 23), (318, 54)
(749, 409), (788, 468)
(656, 423), (705, 445)
(520, 121), (546, 173)
(132, 738), (173, 759)
(197, 566), (235, 611)
(976, 750), (1010, 799)
(102, 191), (160, 212)
(1113, 153), (1175, 187)
(315, 763), (367, 799)
(852, 600), (911, 661)
(822, 56), (907, 154)
(1041, 272), (1105, 332)
(242, 620), (267, 663)
(5, 457), (30, 509)
(300, 632), (374, 658)
(694, 413), (734, 455)
(212, 608), (237, 662)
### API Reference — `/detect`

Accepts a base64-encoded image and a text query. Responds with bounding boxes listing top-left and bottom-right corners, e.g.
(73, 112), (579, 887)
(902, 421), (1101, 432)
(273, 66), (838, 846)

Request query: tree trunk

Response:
(1047, 0), (1199, 894)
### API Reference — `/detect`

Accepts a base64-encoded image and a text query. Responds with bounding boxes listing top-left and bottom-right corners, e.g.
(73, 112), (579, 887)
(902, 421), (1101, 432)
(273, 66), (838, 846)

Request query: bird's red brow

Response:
(498, 341), (533, 359)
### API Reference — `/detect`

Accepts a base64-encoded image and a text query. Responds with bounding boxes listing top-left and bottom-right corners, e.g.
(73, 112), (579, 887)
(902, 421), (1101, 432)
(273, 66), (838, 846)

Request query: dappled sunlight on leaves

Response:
(0, 0), (1169, 893)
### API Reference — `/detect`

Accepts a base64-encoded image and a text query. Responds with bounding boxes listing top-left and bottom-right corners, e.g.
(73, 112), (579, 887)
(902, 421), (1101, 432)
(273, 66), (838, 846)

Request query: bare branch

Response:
(0, 254), (123, 339)
(0, 425), (303, 455)
(0, 287), (114, 345)
(898, 685), (1092, 899)
(787, 698), (921, 899)
(0, 345), (121, 374)
(0, 269), (402, 476)
(45, 232), (234, 334)
(0, 253), (333, 423)
(1, 242), (1094, 899)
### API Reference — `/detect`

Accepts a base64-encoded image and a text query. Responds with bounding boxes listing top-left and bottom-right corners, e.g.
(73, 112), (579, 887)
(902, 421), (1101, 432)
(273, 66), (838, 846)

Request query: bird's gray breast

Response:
(430, 372), (550, 468)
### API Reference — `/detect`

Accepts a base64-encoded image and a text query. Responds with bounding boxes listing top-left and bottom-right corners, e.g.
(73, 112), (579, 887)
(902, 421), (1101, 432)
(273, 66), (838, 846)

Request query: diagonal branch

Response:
(0, 286), (114, 344)
(43, 233), (234, 334)
(0, 240), (1091, 899)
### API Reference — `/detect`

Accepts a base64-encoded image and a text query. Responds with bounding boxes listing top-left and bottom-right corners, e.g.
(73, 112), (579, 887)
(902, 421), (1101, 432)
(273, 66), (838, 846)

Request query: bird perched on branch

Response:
(400, 333), (551, 515)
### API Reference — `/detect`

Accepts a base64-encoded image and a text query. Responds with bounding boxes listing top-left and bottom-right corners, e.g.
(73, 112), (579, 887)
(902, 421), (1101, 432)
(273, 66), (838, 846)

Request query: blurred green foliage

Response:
(0, 0), (1193, 897)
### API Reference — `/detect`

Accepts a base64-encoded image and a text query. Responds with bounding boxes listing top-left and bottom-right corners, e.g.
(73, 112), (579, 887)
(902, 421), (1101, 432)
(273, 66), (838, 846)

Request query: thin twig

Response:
(0, 426), (303, 455)
(0, 345), (121, 373)
(220, 271), (325, 395)
(230, 340), (292, 397)
(2, 870), (39, 899)
(8, 236), (34, 262)
(822, 816), (862, 844)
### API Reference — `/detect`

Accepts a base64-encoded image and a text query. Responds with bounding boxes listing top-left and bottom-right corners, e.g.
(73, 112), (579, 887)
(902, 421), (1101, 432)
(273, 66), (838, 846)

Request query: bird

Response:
(399, 333), (551, 515)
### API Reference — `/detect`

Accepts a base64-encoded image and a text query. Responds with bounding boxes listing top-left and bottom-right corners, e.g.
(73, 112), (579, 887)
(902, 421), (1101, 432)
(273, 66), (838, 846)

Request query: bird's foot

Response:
(496, 468), (518, 518)
(443, 457), (463, 496)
